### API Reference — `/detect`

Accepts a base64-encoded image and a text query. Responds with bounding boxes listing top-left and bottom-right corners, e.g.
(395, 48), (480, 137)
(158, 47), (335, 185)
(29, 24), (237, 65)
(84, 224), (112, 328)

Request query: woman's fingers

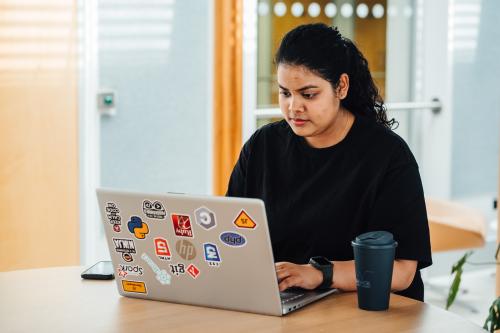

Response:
(279, 275), (302, 291)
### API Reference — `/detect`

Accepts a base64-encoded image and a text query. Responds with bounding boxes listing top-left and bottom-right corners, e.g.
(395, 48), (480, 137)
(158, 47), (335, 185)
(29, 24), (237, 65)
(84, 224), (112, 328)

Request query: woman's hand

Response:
(275, 262), (324, 292)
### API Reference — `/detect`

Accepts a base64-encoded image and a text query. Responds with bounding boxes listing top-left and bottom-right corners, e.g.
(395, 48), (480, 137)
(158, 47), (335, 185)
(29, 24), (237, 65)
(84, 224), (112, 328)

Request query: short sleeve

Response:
(369, 156), (432, 270)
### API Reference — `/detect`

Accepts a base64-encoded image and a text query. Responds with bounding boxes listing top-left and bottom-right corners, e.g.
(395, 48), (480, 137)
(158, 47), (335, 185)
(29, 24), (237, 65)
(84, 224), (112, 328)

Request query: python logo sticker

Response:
(127, 216), (149, 239)
(141, 253), (171, 285)
(143, 200), (166, 219)
(203, 243), (222, 267)
(113, 238), (136, 262)
(187, 264), (200, 279)
(220, 232), (247, 247)
(154, 237), (171, 261)
(171, 214), (194, 238)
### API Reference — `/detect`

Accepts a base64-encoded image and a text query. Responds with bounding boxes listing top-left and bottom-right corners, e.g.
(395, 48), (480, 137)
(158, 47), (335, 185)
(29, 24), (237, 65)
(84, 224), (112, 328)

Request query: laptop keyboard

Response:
(280, 291), (305, 304)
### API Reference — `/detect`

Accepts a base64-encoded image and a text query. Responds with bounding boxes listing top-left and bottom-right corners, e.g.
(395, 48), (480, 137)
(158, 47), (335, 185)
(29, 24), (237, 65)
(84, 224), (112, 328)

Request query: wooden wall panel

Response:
(0, 1), (79, 271)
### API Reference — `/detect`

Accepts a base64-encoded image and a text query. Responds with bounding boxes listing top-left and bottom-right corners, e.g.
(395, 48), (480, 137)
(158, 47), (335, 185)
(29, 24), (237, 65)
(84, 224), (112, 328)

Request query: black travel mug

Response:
(351, 231), (398, 311)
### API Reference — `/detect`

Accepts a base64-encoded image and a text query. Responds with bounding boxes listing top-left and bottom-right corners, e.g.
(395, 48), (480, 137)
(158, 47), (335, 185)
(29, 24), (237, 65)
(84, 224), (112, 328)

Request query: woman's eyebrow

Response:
(278, 84), (319, 91)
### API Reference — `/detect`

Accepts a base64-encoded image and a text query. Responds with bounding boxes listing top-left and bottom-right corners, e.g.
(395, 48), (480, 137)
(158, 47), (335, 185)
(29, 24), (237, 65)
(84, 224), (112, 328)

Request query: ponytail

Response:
(342, 39), (396, 129)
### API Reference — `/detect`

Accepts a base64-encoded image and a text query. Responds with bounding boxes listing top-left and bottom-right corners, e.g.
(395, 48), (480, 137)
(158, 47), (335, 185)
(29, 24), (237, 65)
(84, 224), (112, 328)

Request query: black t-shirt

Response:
(226, 116), (432, 301)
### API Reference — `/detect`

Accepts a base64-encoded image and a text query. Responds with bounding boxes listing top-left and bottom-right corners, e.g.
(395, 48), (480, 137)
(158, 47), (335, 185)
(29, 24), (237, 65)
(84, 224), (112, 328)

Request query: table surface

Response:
(0, 266), (485, 333)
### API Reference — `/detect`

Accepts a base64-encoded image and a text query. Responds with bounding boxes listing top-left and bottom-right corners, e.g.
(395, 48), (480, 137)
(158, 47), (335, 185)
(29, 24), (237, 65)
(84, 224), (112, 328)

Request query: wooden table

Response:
(0, 266), (484, 332)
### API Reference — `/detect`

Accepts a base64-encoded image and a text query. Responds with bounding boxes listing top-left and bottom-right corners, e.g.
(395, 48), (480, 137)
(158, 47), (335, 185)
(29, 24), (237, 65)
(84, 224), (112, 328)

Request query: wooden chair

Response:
(426, 197), (487, 252)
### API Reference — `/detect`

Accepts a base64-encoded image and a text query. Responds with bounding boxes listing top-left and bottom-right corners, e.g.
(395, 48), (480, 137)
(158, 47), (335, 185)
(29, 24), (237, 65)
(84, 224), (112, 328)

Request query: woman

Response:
(227, 23), (432, 301)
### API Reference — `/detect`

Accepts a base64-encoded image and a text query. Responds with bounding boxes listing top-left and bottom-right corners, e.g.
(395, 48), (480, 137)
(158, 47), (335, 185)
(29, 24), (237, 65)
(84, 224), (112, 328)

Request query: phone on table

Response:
(81, 260), (115, 280)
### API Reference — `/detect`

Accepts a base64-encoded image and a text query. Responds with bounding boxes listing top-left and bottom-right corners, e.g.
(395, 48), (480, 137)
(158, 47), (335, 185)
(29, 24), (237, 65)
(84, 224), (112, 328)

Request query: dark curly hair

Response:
(274, 23), (396, 129)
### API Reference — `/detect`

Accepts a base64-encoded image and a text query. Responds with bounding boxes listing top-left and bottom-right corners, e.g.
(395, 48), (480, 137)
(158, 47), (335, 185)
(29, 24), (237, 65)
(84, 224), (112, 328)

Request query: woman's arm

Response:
(275, 259), (417, 292)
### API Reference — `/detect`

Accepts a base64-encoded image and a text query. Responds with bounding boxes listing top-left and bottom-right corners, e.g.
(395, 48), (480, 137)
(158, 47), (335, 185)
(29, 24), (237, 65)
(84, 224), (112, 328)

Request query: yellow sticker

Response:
(122, 280), (147, 294)
(233, 210), (256, 229)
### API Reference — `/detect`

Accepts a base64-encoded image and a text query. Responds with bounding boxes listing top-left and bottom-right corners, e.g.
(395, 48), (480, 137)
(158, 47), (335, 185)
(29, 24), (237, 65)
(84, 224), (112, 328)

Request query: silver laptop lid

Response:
(97, 188), (283, 316)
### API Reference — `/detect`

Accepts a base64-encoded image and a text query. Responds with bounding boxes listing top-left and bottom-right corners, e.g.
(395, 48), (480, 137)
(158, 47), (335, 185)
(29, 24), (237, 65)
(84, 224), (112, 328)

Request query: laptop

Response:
(96, 188), (337, 316)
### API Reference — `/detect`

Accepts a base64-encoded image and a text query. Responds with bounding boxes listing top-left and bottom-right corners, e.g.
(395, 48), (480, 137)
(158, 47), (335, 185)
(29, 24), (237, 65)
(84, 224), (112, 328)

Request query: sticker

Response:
(203, 243), (222, 267)
(122, 280), (147, 294)
(113, 238), (136, 262)
(106, 202), (122, 232)
(143, 200), (166, 219)
(220, 232), (247, 247)
(154, 237), (172, 261)
(194, 206), (216, 230)
(127, 216), (149, 239)
(169, 263), (186, 276)
(186, 264), (200, 279)
(175, 239), (196, 260)
(141, 253), (171, 285)
(233, 210), (257, 229)
(171, 214), (194, 238)
(117, 264), (144, 278)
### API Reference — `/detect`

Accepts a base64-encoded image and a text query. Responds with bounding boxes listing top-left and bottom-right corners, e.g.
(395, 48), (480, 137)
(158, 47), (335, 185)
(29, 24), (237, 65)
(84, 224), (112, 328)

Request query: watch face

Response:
(312, 257), (331, 266)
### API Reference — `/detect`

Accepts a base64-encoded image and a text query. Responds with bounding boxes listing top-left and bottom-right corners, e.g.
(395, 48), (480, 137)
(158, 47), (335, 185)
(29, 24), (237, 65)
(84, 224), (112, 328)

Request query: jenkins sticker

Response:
(171, 214), (194, 238)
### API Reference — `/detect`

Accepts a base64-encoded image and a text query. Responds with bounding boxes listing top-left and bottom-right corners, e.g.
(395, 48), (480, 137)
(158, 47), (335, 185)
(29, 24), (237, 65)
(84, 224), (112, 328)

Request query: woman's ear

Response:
(336, 73), (350, 100)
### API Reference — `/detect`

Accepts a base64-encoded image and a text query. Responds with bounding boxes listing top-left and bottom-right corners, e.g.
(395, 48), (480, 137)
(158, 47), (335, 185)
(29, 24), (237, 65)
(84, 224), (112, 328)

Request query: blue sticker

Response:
(127, 216), (149, 239)
(203, 243), (222, 266)
(220, 232), (246, 247)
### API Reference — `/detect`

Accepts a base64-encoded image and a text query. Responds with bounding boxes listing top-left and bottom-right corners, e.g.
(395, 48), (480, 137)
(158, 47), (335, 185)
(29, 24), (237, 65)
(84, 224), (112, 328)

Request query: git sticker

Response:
(233, 210), (256, 229)
(169, 263), (186, 276)
(106, 202), (122, 232)
(127, 216), (149, 239)
(203, 243), (221, 267)
(143, 200), (166, 219)
(171, 214), (194, 238)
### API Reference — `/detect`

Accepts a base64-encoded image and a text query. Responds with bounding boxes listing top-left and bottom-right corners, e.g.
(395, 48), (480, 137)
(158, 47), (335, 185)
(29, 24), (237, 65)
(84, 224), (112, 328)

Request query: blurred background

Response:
(0, 0), (498, 325)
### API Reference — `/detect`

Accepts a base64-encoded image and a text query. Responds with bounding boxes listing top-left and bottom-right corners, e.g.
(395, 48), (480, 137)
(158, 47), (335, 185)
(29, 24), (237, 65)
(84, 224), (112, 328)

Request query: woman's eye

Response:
(279, 91), (291, 97)
(303, 93), (316, 99)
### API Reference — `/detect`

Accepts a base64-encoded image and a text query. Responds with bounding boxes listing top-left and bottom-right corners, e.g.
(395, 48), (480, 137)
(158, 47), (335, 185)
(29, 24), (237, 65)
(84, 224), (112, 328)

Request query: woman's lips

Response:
(290, 118), (308, 126)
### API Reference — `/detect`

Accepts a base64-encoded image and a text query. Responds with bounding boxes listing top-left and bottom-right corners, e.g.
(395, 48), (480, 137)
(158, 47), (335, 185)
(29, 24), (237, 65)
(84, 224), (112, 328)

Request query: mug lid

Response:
(354, 231), (395, 246)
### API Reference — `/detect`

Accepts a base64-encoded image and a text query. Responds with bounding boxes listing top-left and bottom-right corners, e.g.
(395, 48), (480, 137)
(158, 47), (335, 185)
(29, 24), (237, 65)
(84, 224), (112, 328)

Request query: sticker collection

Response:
(106, 199), (257, 295)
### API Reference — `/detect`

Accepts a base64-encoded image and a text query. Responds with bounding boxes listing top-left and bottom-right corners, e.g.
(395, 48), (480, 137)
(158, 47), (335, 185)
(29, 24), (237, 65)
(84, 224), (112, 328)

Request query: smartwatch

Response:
(308, 256), (333, 290)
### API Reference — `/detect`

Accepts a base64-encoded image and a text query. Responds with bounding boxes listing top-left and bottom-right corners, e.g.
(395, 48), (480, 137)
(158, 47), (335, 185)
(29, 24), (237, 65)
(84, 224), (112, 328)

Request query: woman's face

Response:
(277, 64), (349, 147)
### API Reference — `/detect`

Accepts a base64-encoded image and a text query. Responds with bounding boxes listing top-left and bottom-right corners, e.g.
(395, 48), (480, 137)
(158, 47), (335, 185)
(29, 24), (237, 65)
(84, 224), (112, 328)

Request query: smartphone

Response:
(81, 260), (115, 280)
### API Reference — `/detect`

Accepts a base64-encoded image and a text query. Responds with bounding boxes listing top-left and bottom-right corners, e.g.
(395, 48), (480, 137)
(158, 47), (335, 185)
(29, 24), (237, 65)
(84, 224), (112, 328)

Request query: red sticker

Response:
(187, 264), (200, 279)
(154, 237), (171, 261)
(171, 214), (194, 238)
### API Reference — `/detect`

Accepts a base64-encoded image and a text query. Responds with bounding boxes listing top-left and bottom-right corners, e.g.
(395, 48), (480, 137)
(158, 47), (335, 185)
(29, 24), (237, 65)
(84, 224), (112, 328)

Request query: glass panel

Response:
(449, 0), (499, 201)
(98, 0), (212, 194)
(256, 0), (388, 111)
